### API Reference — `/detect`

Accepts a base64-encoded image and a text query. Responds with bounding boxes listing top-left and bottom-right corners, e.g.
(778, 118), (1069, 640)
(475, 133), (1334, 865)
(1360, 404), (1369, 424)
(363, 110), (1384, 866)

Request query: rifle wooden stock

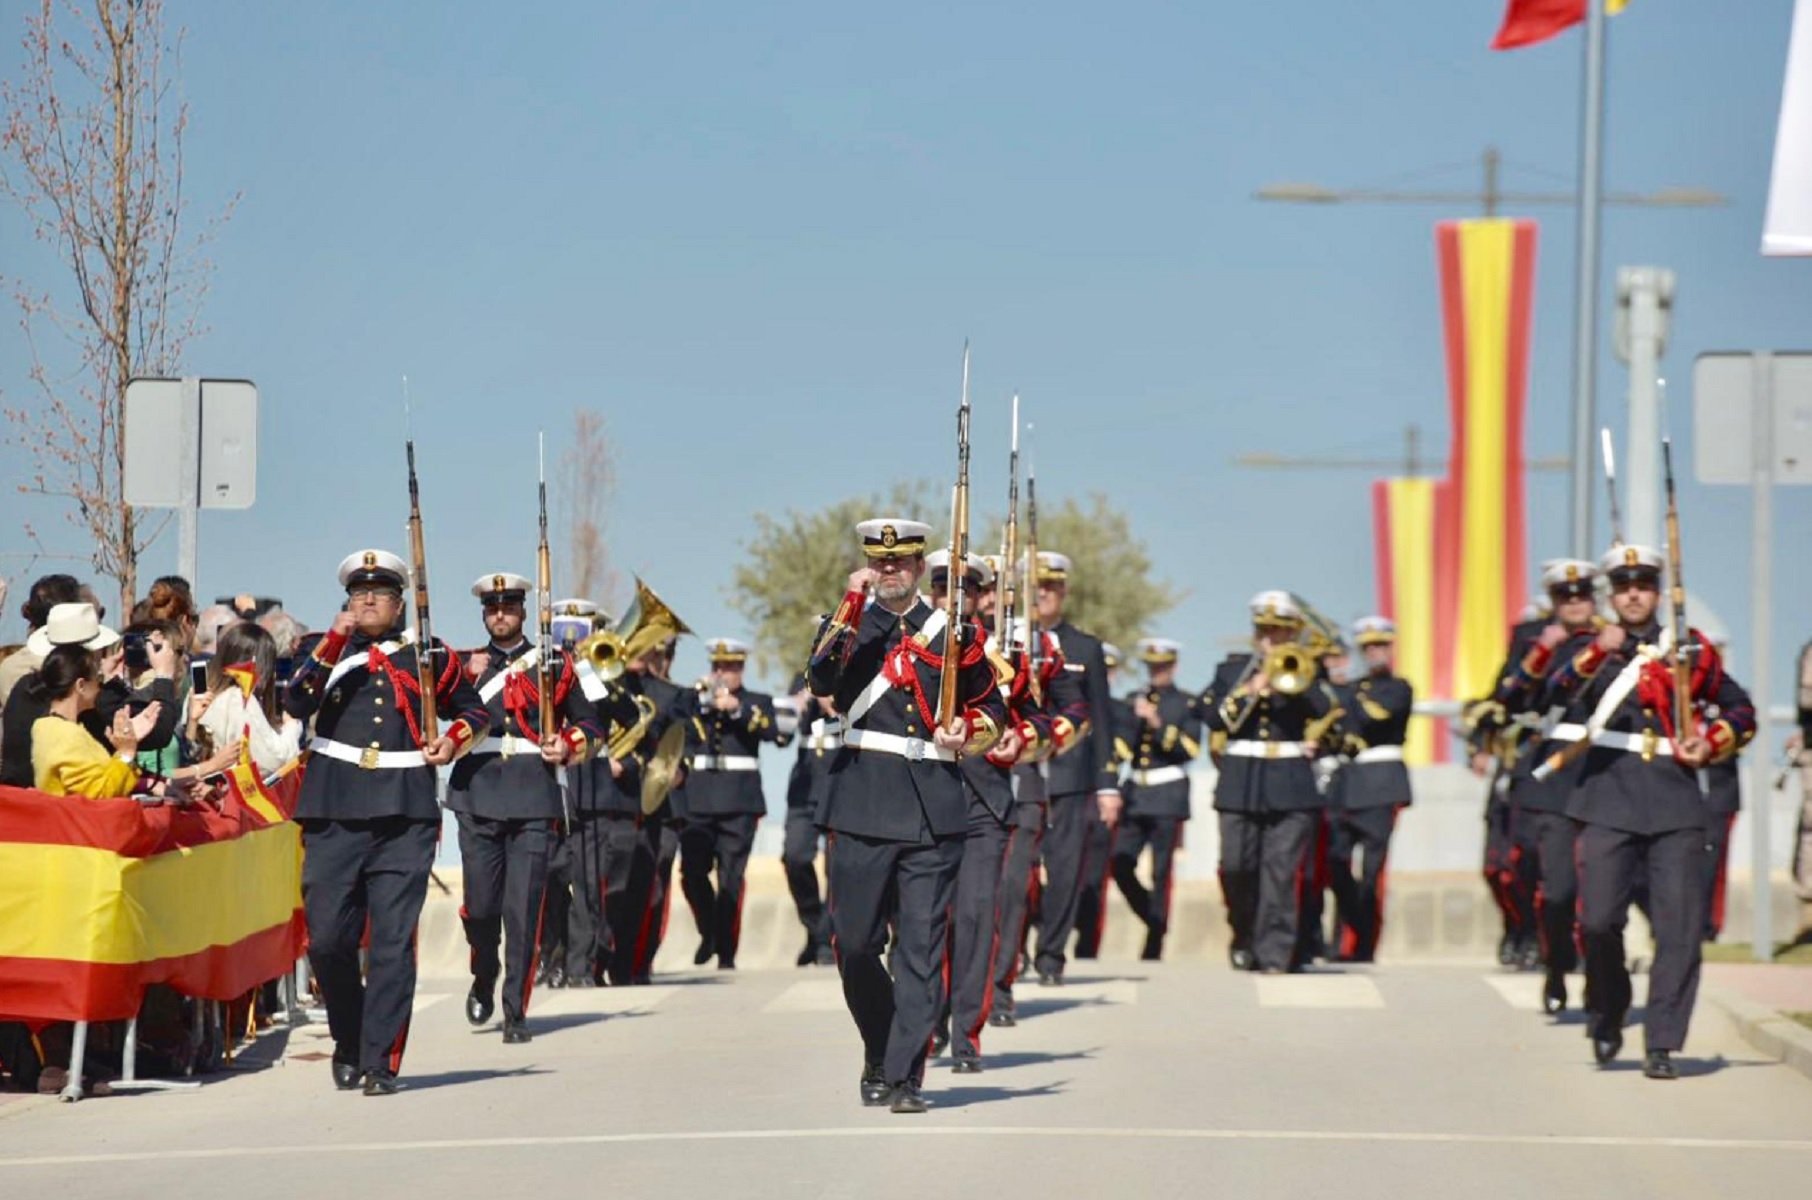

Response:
(406, 440), (439, 740)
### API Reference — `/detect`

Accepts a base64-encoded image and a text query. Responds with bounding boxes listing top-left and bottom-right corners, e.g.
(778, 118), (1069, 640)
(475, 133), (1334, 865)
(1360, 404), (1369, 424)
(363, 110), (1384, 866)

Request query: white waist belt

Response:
(1131, 765), (1188, 786)
(1590, 730), (1675, 757)
(1223, 740), (1306, 760)
(844, 729), (957, 764)
(804, 736), (844, 753)
(311, 738), (427, 770)
(690, 754), (759, 772)
(1353, 746), (1404, 764)
(471, 735), (544, 759)
(1548, 723), (1588, 743)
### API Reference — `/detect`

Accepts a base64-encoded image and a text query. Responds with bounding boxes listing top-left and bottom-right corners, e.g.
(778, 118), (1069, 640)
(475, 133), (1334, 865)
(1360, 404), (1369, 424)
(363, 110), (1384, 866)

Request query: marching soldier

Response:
(1081, 643), (1135, 958)
(679, 637), (783, 970)
(1111, 637), (1201, 961)
(538, 597), (603, 986)
(1493, 559), (1603, 1009)
(631, 637), (692, 983)
(1699, 633), (1742, 943)
(1326, 616), (1414, 963)
(1544, 545), (1755, 1078)
(1028, 551), (1121, 986)
(451, 574), (607, 1041)
(809, 518), (1004, 1112)
(781, 664), (838, 967)
(285, 550), (489, 1095)
(927, 549), (1030, 1072)
(1199, 591), (1343, 974)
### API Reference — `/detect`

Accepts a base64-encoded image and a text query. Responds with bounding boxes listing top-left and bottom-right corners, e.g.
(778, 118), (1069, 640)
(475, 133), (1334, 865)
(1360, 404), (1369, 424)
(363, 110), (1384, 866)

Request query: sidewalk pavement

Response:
(1704, 963), (1812, 1082)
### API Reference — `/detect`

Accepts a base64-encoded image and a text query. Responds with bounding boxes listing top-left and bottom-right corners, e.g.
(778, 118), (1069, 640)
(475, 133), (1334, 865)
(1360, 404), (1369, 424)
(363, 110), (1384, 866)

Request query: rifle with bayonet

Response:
(938, 343), (972, 733)
(1662, 438), (1697, 745)
(1023, 422), (1043, 705)
(404, 385), (440, 740)
(996, 393), (1020, 653)
(537, 433), (556, 743)
(1601, 427), (1624, 548)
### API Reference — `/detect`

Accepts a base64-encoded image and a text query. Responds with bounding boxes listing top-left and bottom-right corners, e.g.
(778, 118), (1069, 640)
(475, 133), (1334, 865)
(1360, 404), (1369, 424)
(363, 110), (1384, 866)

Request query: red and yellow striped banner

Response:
(0, 769), (304, 1023)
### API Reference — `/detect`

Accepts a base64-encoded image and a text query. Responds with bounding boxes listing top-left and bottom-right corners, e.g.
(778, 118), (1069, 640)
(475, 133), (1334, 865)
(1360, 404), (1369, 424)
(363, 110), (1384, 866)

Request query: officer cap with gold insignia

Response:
(705, 636), (751, 664)
(926, 549), (995, 588)
(1136, 637), (1182, 666)
(337, 549), (408, 593)
(1599, 543), (1664, 586)
(1353, 615), (1397, 647)
(471, 572), (532, 605)
(856, 518), (931, 559)
(1029, 551), (1072, 584)
(553, 597), (598, 618)
(1101, 642), (1123, 670)
(1248, 589), (1303, 629)
(1540, 557), (1598, 599)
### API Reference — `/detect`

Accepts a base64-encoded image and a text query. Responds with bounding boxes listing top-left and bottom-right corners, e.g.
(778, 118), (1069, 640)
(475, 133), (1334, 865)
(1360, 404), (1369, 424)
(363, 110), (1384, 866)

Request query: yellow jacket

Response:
(31, 715), (143, 798)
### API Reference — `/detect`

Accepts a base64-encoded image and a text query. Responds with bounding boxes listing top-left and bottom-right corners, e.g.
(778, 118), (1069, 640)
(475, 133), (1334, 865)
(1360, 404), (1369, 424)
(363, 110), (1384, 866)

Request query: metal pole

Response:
(1621, 269), (1669, 549)
(1568, 0), (1609, 558)
(177, 376), (201, 586)
(1751, 353), (1775, 962)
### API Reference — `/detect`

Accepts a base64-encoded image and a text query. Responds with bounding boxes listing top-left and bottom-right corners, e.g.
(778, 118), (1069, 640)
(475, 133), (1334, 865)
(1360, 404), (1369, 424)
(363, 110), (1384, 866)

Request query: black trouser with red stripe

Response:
(942, 807), (1010, 1061)
(635, 821), (682, 979)
(457, 814), (553, 1023)
(1483, 789), (1534, 947)
(782, 806), (830, 951)
(992, 799), (1046, 1014)
(1218, 808), (1317, 972)
(1034, 792), (1094, 978)
(1702, 810), (1738, 941)
(1074, 810), (1115, 958)
(1111, 814), (1184, 956)
(301, 817), (438, 1074)
(1519, 809), (1581, 975)
(1328, 805), (1398, 963)
(679, 812), (758, 968)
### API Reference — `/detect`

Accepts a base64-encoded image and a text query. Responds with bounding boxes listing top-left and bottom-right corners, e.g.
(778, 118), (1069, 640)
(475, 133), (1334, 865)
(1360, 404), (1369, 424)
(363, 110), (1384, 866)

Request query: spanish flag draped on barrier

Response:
(0, 760), (305, 1024)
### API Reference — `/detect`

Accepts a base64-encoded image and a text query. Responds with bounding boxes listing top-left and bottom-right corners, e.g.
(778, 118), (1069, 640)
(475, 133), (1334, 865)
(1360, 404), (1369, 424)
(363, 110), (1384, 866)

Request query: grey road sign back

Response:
(1692, 353), (1812, 485)
(123, 377), (257, 509)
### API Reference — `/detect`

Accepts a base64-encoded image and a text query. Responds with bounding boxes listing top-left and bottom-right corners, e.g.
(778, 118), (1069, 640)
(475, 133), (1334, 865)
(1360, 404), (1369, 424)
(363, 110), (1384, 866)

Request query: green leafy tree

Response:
(730, 485), (1178, 678)
(980, 492), (1181, 653)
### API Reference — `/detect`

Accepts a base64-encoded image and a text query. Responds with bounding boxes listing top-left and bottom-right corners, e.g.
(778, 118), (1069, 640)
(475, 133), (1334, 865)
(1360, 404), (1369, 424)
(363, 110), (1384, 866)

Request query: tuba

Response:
(576, 577), (691, 684)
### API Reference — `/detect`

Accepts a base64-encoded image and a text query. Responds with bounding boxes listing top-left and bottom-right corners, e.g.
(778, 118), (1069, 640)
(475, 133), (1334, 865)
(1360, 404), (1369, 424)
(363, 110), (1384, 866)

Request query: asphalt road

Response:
(2, 961), (1808, 1199)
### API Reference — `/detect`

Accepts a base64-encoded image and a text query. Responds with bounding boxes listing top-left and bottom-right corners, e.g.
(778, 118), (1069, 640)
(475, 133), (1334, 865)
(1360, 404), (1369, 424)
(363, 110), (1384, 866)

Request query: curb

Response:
(1705, 985), (1812, 1083)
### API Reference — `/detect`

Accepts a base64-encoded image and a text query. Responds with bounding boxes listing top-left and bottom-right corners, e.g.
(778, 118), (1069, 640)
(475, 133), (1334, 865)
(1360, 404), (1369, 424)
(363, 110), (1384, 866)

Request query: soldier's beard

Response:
(875, 574), (916, 605)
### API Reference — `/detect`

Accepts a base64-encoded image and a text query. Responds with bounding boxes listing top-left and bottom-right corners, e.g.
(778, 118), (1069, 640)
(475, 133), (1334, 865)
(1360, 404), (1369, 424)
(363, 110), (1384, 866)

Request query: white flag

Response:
(1764, 0), (1812, 255)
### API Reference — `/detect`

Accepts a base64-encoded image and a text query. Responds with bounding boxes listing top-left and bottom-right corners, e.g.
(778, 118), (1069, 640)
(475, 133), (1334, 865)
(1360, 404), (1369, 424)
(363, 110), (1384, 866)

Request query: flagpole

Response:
(1568, 0), (1609, 557)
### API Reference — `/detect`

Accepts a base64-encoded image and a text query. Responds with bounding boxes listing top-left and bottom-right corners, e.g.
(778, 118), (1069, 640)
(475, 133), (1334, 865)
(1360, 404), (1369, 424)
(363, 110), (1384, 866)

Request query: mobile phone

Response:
(190, 661), (210, 694)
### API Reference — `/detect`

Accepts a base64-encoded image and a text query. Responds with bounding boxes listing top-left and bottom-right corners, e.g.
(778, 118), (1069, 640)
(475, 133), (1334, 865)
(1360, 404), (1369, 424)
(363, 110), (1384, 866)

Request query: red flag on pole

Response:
(1492, 0), (1630, 51)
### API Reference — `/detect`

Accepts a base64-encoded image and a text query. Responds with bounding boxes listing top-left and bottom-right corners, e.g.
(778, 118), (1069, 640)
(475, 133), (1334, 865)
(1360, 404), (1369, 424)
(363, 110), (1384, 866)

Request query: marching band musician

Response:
(1027, 551), (1122, 987)
(1490, 559), (1604, 1010)
(1326, 616), (1414, 964)
(630, 636), (692, 984)
(679, 637), (784, 971)
(452, 574), (611, 1042)
(286, 549), (489, 1095)
(537, 597), (604, 987)
(1542, 545), (1755, 1079)
(809, 518), (1005, 1113)
(781, 663), (838, 968)
(1111, 637), (1201, 961)
(1199, 591), (1344, 974)
(927, 549), (1033, 1073)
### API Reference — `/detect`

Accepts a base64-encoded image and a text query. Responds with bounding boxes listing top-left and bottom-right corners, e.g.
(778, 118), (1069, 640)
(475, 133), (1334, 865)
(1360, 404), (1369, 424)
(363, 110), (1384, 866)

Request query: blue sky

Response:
(3, 0), (1808, 703)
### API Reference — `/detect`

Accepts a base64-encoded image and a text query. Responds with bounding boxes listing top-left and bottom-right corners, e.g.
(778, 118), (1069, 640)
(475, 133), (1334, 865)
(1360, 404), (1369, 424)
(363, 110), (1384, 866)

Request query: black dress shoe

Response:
(1229, 947), (1256, 972)
(1141, 929), (1164, 961)
(1642, 1050), (1679, 1080)
(466, 982), (496, 1026)
(1036, 970), (1061, 987)
(796, 939), (818, 967)
(889, 1082), (928, 1114)
(568, 974), (597, 989)
(693, 934), (717, 966)
(987, 1010), (1016, 1028)
(859, 1062), (890, 1106)
(502, 1018), (532, 1044)
(1592, 1024), (1624, 1065)
(815, 942), (836, 967)
(630, 972), (653, 986)
(717, 958), (736, 971)
(362, 1069), (401, 1096)
(1542, 972), (1567, 1015)
(930, 1028), (950, 1058)
(545, 964), (568, 990)
(331, 1059), (362, 1091)
(951, 1056), (983, 1074)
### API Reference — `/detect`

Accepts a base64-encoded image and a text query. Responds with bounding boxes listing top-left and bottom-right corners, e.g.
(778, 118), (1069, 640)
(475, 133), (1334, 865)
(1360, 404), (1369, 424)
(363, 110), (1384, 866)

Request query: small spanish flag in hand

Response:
(1492, 0), (1633, 51)
(223, 660), (258, 697)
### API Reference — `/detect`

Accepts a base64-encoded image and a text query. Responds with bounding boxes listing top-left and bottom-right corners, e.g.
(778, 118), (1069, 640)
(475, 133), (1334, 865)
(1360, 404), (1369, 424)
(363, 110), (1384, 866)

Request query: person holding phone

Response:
(189, 621), (303, 776)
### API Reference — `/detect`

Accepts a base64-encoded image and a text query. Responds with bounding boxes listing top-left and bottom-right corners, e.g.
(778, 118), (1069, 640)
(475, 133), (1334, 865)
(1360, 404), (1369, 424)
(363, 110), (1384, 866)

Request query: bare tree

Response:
(1, 0), (234, 611)
(556, 408), (617, 610)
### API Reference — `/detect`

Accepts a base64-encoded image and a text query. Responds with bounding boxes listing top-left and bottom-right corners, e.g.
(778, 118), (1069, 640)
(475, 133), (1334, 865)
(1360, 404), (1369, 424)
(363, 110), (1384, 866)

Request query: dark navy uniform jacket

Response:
(446, 639), (606, 821)
(566, 661), (663, 818)
(1199, 652), (1341, 814)
(286, 627), (489, 823)
(1339, 672), (1414, 811)
(683, 684), (783, 817)
(809, 597), (1007, 843)
(1043, 621), (1119, 799)
(1544, 621), (1756, 836)
(1121, 683), (1201, 820)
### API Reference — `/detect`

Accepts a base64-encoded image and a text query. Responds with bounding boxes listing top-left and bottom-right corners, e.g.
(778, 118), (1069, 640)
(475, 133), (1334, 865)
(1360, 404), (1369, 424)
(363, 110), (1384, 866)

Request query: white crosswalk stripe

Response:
(1255, 974), (1384, 1009)
(1481, 971), (1640, 1010)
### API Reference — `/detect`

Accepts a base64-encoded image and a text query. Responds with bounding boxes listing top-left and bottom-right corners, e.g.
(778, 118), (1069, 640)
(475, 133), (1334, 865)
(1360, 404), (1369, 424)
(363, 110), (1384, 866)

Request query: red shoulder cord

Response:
(1634, 635), (1723, 742)
(366, 642), (464, 748)
(883, 620), (989, 724)
(498, 654), (576, 741)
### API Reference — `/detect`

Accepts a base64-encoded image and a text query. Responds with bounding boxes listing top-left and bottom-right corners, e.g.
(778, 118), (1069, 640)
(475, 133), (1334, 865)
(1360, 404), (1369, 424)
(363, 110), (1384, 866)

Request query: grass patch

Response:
(1701, 940), (1812, 965)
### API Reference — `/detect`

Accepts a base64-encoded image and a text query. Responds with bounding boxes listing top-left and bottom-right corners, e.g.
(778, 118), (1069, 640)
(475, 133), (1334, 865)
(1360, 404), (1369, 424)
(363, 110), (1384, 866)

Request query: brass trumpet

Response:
(1264, 641), (1315, 696)
(576, 577), (691, 683)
